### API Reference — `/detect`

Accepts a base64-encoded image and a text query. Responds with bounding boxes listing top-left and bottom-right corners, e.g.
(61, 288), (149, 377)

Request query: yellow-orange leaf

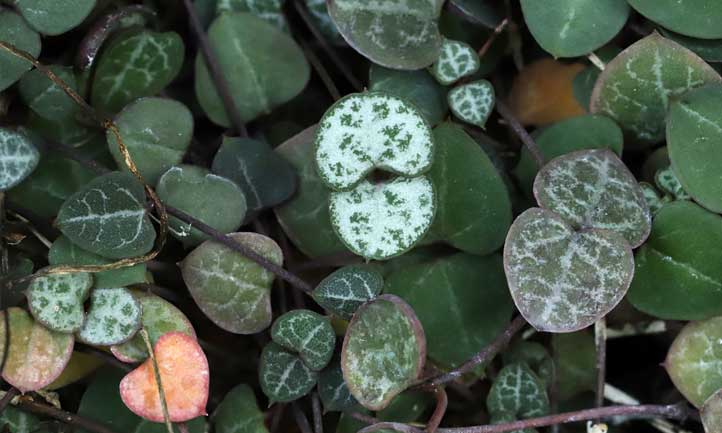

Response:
(119, 332), (209, 422)
(508, 58), (586, 126)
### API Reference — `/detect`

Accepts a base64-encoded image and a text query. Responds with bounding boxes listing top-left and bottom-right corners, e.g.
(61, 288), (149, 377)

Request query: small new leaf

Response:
(487, 362), (550, 419)
(312, 265), (384, 320)
(271, 310), (335, 371)
(448, 80), (495, 129)
(0, 128), (40, 191)
(430, 38), (480, 85)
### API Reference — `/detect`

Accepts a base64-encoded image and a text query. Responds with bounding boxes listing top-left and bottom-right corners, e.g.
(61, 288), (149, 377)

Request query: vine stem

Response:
(311, 392), (324, 433)
(356, 403), (691, 433)
(495, 100), (545, 169)
(425, 387), (448, 433)
(595, 318), (607, 412)
(140, 329), (173, 433)
(421, 315), (526, 387)
(15, 397), (119, 433)
(292, 402), (314, 433)
(0, 388), (19, 414)
(181, 0), (248, 137)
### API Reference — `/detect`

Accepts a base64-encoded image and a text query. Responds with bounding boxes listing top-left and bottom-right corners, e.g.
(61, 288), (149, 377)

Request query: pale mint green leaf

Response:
(211, 137), (296, 212)
(655, 166), (690, 200)
(504, 208), (634, 332)
(368, 64), (448, 126)
(0, 10), (41, 92)
(108, 97), (193, 185)
(27, 269), (93, 333)
(329, 177), (435, 260)
(157, 165), (246, 246)
(328, 0), (443, 70)
(271, 310), (335, 371)
(0, 406), (41, 433)
(590, 32), (720, 145)
(427, 123), (511, 255)
(260, 342), (318, 403)
(56, 172), (156, 259)
(15, 0), (96, 35)
(111, 292), (196, 363)
(640, 182), (665, 215)
(216, 0), (286, 30)
(315, 92), (434, 191)
(318, 362), (358, 412)
(19, 65), (78, 121)
(77, 288), (142, 346)
(195, 12), (309, 126)
(533, 149), (651, 247)
(667, 316), (722, 407)
(627, 0), (722, 39)
(385, 253), (513, 369)
(213, 384), (269, 433)
(448, 80), (495, 128)
(702, 389), (722, 433)
(49, 235), (147, 289)
(487, 363), (550, 419)
(181, 232), (282, 334)
(341, 295), (425, 411)
(520, 0), (629, 58)
(91, 30), (184, 112)
(430, 38), (480, 85)
(274, 125), (348, 258)
(0, 128), (40, 191)
(313, 265), (383, 319)
(667, 84), (722, 212)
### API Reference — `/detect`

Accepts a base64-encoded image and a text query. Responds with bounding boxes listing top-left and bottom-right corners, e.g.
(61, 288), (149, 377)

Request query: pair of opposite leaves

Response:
(504, 149), (651, 332)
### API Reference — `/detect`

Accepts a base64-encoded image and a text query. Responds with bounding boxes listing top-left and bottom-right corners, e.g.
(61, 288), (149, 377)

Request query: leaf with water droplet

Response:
(448, 80), (495, 128)
(260, 342), (318, 403)
(27, 269), (93, 333)
(504, 208), (634, 332)
(312, 265), (383, 320)
(57, 172), (156, 259)
(342, 295), (425, 411)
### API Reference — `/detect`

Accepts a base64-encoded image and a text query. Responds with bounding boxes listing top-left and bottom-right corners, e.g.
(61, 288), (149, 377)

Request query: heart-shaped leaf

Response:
(318, 361), (359, 412)
(19, 65), (79, 121)
(448, 80), (495, 128)
(628, 201), (722, 320)
(702, 389), (722, 433)
(181, 232), (282, 334)
(627, 0), (722, 39)
(504, 208), (634, 332)
(274, 125), (349, 258)
(513, 114), (624, 198)
(328, 0), (443, 70)
(108, 98), (193, 185)
(0, 10), (41, 92)
(590, 32), (720, 145)
(667, 83), (722, 212)
(315, 92), (434, 191)
(533, 149), (651, 247)
(341, 295), (426, 411)
(77, 288), (142, 346)
(216, 0), (286, 30)
(503, 341), (554, 387)
(92, 30), (184, 113)
(520, 0), (629, 58)
(195, 12), (309, 126)
(212, 137), (297, 212)
(655, 167), (689, 200)
(385, 253), (513, 369)
(368, 65), (448, 127)
(0, 308), (74, 392)
(259, 342), (319, 403)
(14, 0), (96, 36)
(120, 332), (209, 422)
(111, 292), (196, 363)
(430, 38), (480, 85)
(427, 123), (511, 254)
(157, 165), (246, 246)
(49, 235), (147, 289)
(271, 310), (335, 371)
(329, 176), (435, 260)
(666, 316), (722, 407)
(7, 153), (96, 219)
(312, 265), (383, 320)
(27, 270), (93, 333)
(0, 128), (40, 191)
(487, 363), (550, 419)
(213, 384), (269, 433)
(57, 172), (156, 259)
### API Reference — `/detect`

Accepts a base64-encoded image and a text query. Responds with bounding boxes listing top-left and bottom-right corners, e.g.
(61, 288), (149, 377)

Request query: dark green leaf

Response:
(213, 384), (268, 433)
(313, 265), (384, 320)
(14, 0), (96, 36)
(260, 342), (318, 403)
(0, 10), (41, 92)
(627, 0), (722, 39)
(19, 65), (78, 121)
(271, 309), (335, 371)
(487, 363), (550, 419)
(318, 361), (358, 412)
